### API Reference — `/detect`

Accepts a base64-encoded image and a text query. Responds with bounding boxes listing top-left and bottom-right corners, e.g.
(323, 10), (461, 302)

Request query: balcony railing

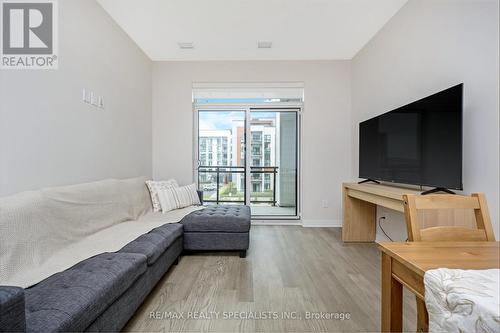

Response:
(198, 165), (278, 205)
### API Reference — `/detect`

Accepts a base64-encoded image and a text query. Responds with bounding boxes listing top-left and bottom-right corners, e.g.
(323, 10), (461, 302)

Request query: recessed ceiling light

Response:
(178, 42), (194, 49)
(257, 41), (272, 49)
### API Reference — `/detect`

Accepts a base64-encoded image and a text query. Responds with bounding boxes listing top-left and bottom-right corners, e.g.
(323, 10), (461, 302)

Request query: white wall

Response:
(152, 61), (351, 225)
(2, 0), (497, 234)
(0, 0), (152, 196)
(351, 0), (500, 240)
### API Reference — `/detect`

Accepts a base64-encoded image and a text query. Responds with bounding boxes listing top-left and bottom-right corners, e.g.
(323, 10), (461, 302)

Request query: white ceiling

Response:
(97, 0), (408, 61)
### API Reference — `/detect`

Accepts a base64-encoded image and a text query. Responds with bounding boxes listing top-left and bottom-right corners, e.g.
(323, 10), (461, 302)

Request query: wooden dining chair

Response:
(402, 193), (496, 332)
(403, 193), (496, 242)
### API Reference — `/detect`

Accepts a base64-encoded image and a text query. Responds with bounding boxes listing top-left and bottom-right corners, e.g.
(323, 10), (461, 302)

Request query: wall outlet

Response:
(322, 199), (329, 208)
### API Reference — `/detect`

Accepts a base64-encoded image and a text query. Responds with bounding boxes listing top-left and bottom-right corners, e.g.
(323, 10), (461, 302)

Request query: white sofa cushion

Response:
(145, 179), (178, 212)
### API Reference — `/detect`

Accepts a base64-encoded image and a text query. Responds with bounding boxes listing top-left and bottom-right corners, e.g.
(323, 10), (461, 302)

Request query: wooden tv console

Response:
(342, 182), (475, 242)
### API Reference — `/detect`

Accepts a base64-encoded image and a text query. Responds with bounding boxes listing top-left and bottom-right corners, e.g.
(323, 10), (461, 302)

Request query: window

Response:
(264, 174), (271, 190)
(252, 145), (261, 155)
(196, 107), (300, 218)
(264, 152), (271, 166)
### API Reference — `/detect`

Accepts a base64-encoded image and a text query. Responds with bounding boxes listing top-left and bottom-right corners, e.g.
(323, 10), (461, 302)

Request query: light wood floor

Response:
(124, 226), (416, 332)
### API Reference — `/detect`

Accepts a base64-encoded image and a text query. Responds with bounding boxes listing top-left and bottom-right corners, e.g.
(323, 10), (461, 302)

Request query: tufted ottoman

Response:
(181, 206), (251, 258)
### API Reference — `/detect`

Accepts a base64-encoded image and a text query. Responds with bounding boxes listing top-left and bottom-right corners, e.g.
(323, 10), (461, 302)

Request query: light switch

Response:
(90, 92), (98, 106)
(82, 89), (91, 103)
(83, 89), (104, 109)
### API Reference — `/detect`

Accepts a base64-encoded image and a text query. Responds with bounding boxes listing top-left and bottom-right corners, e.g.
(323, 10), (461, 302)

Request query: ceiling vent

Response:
(257, 41), (272, 49)
(178, 42), (194, 49)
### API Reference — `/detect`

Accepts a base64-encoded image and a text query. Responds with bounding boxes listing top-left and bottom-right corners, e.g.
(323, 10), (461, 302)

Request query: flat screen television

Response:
(359, 83), (463, 190)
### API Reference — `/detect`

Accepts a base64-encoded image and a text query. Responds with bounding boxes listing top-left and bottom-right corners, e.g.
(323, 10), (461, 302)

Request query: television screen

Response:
(359, 84), (463, 190)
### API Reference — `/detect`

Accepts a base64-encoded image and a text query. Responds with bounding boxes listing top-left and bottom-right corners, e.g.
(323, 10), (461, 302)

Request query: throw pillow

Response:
(158, 183), (201, 213)
(145, 179), (179, 212)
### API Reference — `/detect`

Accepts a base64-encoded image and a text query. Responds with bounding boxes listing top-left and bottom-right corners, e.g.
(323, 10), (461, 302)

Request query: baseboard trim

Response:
(251, 219), (342, 227)
(301, 219), (342, 228)
(252, 220), (302, 226)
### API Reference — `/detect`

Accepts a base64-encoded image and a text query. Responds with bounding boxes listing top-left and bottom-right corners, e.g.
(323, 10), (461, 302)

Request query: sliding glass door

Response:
(249, 110), (298, 217)
(197, 110), (246, 205)
(196, 108), (300, 219)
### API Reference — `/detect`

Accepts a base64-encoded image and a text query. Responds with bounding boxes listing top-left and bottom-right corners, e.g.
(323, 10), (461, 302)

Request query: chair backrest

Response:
(403, 193), (496, 242)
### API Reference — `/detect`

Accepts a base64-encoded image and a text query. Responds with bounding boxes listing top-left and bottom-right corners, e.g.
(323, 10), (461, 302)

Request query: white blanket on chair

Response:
(0, 178), (202, 288)
(424, 268), (500, 333)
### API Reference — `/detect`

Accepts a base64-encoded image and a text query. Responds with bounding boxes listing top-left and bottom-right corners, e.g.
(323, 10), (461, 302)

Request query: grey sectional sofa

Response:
(182, 205), (251, 258)
(0, 178), (250, 332)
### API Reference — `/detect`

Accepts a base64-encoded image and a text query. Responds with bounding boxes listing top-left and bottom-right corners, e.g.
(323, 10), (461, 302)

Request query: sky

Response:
(199, 111), (276, 130)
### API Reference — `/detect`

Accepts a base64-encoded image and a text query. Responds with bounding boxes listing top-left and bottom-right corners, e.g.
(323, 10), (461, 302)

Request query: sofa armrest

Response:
(197, 190), (204, 205)
(0, 286), (25, 332)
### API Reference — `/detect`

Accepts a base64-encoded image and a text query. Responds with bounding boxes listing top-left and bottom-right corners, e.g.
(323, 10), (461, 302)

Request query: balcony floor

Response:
(250, 205), (296, 217)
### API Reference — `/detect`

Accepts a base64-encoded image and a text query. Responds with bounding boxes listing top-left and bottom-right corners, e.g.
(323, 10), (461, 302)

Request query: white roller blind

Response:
(192, 82), (304, 101)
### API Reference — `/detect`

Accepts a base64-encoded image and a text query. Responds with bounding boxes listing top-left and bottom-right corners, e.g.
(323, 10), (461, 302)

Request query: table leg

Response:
(416, 298), (429, 332)
(342, 187), (377, 242)
(381, 252), (403, 332)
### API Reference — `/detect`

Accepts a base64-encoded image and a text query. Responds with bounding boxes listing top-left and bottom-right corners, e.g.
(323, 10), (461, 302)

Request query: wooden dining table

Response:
(378, 241), (500, 332)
